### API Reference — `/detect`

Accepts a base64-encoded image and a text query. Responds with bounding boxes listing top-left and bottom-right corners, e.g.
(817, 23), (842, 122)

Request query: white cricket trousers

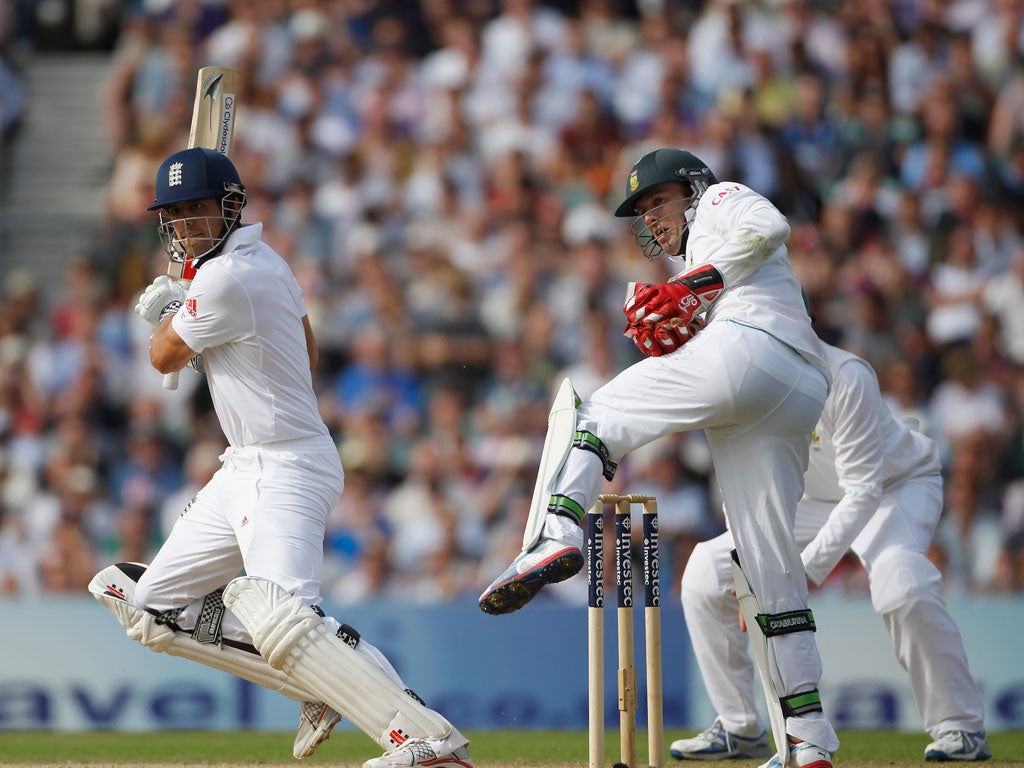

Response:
(134, 435), (407, 688)
(553, 320), (839, 751)
(682, 473), (986, 740)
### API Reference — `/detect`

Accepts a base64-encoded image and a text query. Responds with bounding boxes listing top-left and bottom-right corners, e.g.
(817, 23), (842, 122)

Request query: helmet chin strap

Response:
(193, 221), (237, 270)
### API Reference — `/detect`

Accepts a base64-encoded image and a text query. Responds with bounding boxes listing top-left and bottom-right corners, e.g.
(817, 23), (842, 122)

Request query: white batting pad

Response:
(89, 563), (312, 702)
(89, 563), (147, 631)
(222, 576), (454, 750)
(523, 377), (579, 550)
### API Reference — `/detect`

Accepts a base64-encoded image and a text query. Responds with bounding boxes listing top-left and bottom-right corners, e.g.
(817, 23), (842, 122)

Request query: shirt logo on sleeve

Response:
(710, 185), (742, 205)
(186, 298), (197, 318)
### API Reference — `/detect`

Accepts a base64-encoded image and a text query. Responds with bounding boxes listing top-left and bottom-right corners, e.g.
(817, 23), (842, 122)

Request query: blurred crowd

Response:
(2, 0), (1024, 605)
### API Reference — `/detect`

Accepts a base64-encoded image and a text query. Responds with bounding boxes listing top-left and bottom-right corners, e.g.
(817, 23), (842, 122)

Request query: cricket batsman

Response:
(90, 147), (472, 768)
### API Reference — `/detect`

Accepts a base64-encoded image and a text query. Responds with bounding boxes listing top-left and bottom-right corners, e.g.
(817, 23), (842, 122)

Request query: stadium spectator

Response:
(1, 0), (1024, 602)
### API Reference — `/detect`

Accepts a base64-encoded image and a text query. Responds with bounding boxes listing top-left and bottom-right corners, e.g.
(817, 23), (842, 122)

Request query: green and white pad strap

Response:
(547, 494), (587, 524)
(222, 576), (455, 752)
(781, 690), (824, 718)
(522, 377), (581, 551)
(571, 430), (618, 481)
(755, 608), (817, 636)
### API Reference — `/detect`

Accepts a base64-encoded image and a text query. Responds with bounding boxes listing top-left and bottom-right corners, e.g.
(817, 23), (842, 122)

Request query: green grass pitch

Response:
(1, 730), (1023, 767)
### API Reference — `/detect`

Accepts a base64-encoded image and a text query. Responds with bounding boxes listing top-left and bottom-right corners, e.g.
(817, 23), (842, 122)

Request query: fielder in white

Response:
(89, 147), (472, 768)
(672, 337), (991, 763)
(479, 148), (839, 768)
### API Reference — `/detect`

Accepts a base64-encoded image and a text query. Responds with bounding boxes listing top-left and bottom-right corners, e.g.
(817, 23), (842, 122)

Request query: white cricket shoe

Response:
(293, 701), (342, 759)
(670, 718), (772, 760)
(757, 741), (832, 768)
(362, 740), (473, 768)
(925, 730), (992, 761)
(478, 534), (583, 615)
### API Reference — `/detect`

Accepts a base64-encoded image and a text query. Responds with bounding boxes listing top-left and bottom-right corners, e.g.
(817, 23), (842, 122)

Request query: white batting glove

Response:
(135, 275), (187, 327)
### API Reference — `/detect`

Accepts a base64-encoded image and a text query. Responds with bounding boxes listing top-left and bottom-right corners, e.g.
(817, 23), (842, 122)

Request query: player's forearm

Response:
(801, 488), (879, 585)
(150, 317), (198, 374)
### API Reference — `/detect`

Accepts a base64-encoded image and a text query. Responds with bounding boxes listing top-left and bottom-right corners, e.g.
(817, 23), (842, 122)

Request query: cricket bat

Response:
(163, 65), (239, 390)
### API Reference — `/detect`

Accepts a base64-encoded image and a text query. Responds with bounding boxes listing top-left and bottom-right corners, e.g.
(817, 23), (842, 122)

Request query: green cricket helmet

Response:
(615, 149), (718, 259)
(614, 148), (718, 217)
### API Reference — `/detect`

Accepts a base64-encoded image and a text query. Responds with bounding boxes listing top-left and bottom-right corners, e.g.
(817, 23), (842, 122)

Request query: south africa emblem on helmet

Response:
(628, 168), (639, 193)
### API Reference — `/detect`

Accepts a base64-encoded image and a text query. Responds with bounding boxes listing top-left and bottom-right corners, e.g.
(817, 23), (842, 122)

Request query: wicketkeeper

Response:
(479, 148), (840, 768)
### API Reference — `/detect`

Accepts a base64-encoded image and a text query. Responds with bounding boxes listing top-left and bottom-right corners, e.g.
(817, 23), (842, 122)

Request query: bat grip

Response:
(163, 370), (180, 390)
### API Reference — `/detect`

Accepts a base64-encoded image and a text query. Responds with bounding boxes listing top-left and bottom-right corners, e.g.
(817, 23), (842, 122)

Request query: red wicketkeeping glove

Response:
(623, 265), (723, 328)
(625, 317), (704, 357)
(623, 281), (700, 327)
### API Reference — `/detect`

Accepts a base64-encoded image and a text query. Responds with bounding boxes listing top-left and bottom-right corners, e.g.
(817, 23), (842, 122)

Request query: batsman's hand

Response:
(136, 275), (187, 327)
(625, 316), (704, 357)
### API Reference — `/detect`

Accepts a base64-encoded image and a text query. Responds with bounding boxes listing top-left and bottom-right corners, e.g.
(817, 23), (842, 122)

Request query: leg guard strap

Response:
(151, 587), (228, 647)
(548, 494), (586, 525)
(193, 588), (227, 644)
(336, 623), (361, 649)
(573, 430), (618, 480)
(781, 690), (824, 718)
(757, 609), (816, 637)
(312, 605), (362, 650)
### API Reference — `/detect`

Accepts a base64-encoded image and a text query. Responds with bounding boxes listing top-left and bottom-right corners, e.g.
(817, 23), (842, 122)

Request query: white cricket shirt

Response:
(171, 223), (329, 447)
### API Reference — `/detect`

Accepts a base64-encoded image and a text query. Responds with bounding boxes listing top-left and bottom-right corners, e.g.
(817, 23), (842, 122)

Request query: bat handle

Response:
(160, 274), (191, 391)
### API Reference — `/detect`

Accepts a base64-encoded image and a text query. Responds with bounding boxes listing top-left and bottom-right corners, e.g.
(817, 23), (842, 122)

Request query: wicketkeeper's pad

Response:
(522, 377), (580, 550)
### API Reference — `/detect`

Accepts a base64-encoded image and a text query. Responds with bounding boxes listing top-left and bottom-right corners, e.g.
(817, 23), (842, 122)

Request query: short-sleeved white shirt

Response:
(171, 223), (328, 447)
